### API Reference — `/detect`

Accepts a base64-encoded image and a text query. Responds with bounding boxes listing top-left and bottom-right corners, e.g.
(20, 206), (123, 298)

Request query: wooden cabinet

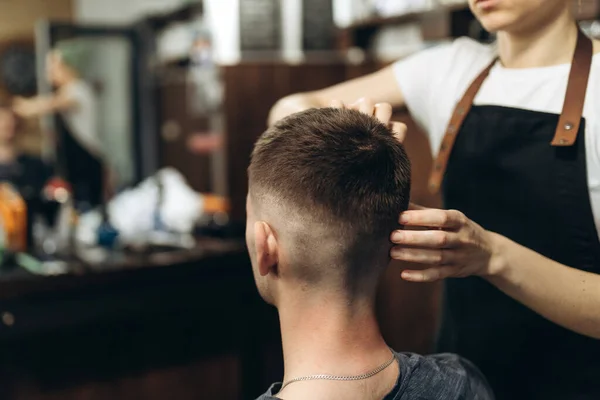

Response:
(221, 62), (348, 223)
(157, 69), (214, 193)
(0, 0), (73, 40)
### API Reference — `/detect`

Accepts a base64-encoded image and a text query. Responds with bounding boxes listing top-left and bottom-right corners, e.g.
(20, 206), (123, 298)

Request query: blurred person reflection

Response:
(0, 104), (53, 194)
(0, 103), (56, 246)
(12, 41), (104, 210)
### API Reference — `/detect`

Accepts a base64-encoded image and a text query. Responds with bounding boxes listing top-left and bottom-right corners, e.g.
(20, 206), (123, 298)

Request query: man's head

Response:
(247, 108), (411, 305)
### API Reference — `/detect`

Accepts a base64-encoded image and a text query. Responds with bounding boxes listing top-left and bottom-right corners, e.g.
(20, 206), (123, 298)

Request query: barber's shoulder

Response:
(405, 37), (495, 88)
(455, 36), (495, 53)
(587, 40), (600, 97)
(397, 352), (494, 400)
(592, 39), (600, 69)
(393, 36), (494, 104)
(446, 37), (497, 72)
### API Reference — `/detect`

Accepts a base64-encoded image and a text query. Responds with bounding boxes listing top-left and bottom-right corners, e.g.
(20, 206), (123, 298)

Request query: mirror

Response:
(53, 36), (136, 188)
(34, 24), (142, 210)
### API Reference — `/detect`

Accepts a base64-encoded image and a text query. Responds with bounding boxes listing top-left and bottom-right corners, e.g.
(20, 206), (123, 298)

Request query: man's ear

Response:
(254, 221), (279, 276)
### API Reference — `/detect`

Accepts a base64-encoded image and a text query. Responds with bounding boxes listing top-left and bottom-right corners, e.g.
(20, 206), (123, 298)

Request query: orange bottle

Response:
(0, 183), (27, 252)
(202, 193), (231, 215)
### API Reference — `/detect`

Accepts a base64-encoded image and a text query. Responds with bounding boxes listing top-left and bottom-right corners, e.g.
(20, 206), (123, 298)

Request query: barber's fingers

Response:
(399, 208), (467, 230)
(390, 229), (461, 249)
(330, 100), (407, 143)
(330, 99), (345, 109)
(350, 97), (375, 116)
(374, 102), (392, 124)
(390, 121), (407, 142)
(347, 97), (375, 115)
(401, 266), (457, 282)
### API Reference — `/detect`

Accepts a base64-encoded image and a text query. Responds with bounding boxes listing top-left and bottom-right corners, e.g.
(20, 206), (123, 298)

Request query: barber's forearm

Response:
(485, 233), (600, 339)
(34, 95), (72, 114)
(15, 95), (72, 118)
(268, 92), (323, 126)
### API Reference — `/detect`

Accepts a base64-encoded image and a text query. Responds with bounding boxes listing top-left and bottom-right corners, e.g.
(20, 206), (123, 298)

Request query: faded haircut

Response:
(248, 108), (411, 295)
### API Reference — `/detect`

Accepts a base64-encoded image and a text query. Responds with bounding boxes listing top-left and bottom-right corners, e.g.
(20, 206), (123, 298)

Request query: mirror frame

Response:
(36, 21), (146, 185)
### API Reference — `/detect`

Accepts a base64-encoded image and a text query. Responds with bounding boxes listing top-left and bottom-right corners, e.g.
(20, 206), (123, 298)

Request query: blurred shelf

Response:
(146, 2), (204, 31)
(574, 0), (600, 21)
(338, 1), (599, 52)
(343, 0), (598, 33)
(341, 3), (470, 33)
(337, 3), (474, 51)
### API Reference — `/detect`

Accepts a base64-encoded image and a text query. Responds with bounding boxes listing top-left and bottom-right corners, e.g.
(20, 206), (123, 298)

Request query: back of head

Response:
(248, 108), (411, 299)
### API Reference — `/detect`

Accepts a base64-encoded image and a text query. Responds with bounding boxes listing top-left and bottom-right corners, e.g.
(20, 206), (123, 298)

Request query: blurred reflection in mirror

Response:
(188, 30), (222, 114)
(185, 28), (227, 197)
(0, 104), (58, 248)
(13, 36), (135, 211)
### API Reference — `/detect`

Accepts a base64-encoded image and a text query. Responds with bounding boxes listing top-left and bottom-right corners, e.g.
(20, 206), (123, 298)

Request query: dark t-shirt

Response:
(256, 352), (494, 400)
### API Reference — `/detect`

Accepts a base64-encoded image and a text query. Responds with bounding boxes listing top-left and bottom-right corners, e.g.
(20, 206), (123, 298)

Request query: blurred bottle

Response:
(580, 20), (600, 39)
(0, 183), (27, 253)
(39, 177), (74, 256)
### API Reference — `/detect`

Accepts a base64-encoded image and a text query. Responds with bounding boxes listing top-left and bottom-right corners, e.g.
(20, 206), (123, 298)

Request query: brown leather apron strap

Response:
(427, 59), (496, 193)
(428, 29), (594, 194)
(551, 29), (593, 146)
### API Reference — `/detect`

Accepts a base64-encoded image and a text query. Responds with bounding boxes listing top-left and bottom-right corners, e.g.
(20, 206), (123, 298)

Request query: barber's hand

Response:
(12, 97), (37, 118)
(390, 204), (500, 282)
(268, 94), (317, 126)
(331, 98), (407, 142)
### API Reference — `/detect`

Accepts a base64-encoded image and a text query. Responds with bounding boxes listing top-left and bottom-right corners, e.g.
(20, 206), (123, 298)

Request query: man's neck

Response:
(496, 10), (578, 68)
(278, 292), (392, 383)
(0, 143), (16, 164)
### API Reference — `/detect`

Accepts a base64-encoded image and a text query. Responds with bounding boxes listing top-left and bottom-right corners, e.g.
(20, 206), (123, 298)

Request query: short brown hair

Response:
(248, 108), (411, 293)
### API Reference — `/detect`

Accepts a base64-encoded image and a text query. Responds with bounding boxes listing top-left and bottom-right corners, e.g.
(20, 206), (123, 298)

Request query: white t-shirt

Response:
(60, 79), (102, 160)
(394, 37), (600, 239)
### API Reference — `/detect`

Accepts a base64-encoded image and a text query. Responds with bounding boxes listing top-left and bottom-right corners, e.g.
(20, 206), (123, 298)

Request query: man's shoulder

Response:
(255, 394), (277, 400)
(395, 352), (494, 400)
(254, 352), (494, 400)
(255, 383), (281, 400)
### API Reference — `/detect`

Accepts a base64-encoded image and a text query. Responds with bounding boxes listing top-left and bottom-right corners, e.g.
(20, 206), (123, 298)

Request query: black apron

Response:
(55, 113), (103, 211)
(429, 30), (600, 399)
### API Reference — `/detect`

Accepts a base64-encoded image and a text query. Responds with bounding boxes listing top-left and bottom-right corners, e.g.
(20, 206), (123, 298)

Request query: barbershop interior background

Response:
(0, 0), (599, 399)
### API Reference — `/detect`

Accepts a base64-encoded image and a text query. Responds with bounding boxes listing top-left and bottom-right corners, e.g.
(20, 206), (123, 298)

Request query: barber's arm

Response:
(268, 65), (404, 126)
(12, 91), (76, 118)
(390, 205), (600, 339)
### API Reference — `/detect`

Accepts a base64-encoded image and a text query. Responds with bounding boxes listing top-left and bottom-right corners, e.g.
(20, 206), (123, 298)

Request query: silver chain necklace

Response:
(280, 350), (397, 391)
